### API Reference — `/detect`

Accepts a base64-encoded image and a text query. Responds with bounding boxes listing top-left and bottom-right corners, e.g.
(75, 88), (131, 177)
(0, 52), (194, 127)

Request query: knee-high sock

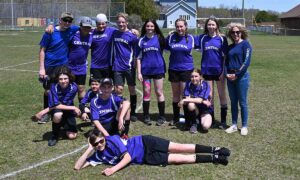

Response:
(143, 100), (150, 116)
(121, 120), (130, 136)
(195, 144), (213, 153)
(172, 102), (180, 122)
(130, 95), (137, 116)
(52, 122), (61, 139)
(221, 106), (228, 124)
(195, 155), (213, 163)
(158, 101), (165, 117)
(44, 94), (48, 109)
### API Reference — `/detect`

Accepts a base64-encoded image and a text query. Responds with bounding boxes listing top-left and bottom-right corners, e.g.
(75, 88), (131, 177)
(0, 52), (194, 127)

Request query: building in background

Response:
(279, 4), (300, 35)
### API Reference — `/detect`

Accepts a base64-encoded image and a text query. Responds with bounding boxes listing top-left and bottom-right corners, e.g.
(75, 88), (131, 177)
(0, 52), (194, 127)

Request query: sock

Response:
(130, 95), (137, 116)
(52, 122), (61, 139)
(221, 106), (228, 124)
(44, 94), (48, 109)
(121, 120), (130, 136)
(195, 155), (213, 163)
(172, 102), (180, 122)
(158, 101), (165, 117)
(190, 109), (197, 125)
(211, 104), (215, 124)
(143, 100), (150, 117)
(195, 144), (213, 153)
(183, 104), (190, 127)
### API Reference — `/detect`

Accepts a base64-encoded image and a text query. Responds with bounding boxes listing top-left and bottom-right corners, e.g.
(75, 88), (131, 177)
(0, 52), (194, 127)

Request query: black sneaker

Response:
(143, 115), (152, 126)
(38, 114), (51, 124)
(48, 136), (58, 146)
(213, 147), (231, 156)
(130, 115), (138, 122)
(169, 119), (179, 126)
(213, 155), (228, 166)
(156, 116), (166, 126)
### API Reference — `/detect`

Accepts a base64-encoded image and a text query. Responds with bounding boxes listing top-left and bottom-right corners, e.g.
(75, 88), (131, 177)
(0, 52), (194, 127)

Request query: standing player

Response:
(136, 19), (166, 126)
(195, 16), (228, 128)
(90, 78), (131, 138)
(38, 12), (79, 123)
(68, 17), (93, 102)
(112, 13), (138, 121)
(166, 18), (196, 126)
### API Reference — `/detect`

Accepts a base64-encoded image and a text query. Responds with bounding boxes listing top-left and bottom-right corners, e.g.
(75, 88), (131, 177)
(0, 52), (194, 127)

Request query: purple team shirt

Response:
(183, 80), (210, 100)
(112, 30), (138, 71)
(91, 27), (117, 69)
(166, 33), (195, 71)
(136, 35), (166, 75)
(195, 34), (228, 76)
(87, 135), (145, 166)
(90, 94), (123, 124)
(68, 31), (92, 75)
(48, 82), (78, 108)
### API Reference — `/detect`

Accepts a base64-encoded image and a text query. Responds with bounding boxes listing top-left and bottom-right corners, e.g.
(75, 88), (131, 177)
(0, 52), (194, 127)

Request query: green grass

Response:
(0, 31), (299, 179)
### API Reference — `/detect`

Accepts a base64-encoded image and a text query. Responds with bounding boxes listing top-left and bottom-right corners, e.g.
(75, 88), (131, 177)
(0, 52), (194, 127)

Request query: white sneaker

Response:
(225, 125), (238, 134)
(241, 127), (248, 136)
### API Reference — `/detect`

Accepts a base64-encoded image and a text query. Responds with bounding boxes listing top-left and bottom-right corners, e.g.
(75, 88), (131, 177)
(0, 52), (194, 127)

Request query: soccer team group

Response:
(31, 11), (252, 176)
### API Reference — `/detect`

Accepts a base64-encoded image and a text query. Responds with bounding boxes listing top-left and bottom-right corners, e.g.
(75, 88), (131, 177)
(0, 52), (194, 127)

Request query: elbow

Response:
(74, 165), (81, 171)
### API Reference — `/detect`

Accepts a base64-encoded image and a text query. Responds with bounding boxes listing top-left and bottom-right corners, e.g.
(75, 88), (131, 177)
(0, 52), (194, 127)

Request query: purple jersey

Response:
(112, 30), (138, 71)
(48, 82), (78, 108)
(183, 80), (210, 100)
(87, 135), (144, 166)
(166, 33), (195, 71)
(196, 34), (228, 76)
(91, 27), (117, 69)
(68, 31), (92, 75)
(137, 35), (166, 75)
(90, 94), (123, 124)
(39, 25), (79, 69)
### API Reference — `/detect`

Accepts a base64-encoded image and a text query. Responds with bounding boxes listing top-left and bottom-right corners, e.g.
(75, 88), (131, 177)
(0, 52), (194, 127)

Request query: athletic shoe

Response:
(156, 116), (166, 126)
(213, 155), (228, 166)
(213, 147), (231, 156)
(218, 123), (227, 130)
(143, 115), (152, 126)
(130, 115), (138, 122)
(38, 114), (51, 124)
(48, 136), (58, 146)
(189, 124), (198, 134)
(241, 127), (248, 136)
(169, 119), (179, 126)
(225, 125), (238, 134)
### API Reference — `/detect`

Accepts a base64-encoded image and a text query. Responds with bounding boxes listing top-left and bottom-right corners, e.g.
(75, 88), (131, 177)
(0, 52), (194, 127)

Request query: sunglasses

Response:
(62, 18), (73, 23)
(92, 138), (105, 147)
(231, 31), (241, 35)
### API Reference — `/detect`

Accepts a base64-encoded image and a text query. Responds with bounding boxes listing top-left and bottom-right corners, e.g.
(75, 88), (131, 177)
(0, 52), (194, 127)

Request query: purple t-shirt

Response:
(91, 27), (117, 69)
(80, 89), (97, 105)
(166, 33), (195, 71)
(183, 80), (210, 100)
(87, 135), (145, 166)
(48, 82), (78, 108)
(136, 35), (166, 75)
(39, 25), (79, 69)
(68, 30), (92, 75)
(112, 30), (138, 71)
(195, 34), (228, 76)
(90, 94), (123, 124)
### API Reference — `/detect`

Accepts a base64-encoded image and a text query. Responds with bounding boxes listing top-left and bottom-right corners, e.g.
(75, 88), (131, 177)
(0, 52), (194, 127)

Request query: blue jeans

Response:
(227, 72), (250, 127)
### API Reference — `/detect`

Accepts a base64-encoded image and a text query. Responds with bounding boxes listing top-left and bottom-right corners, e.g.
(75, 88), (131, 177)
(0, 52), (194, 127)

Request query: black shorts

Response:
(51, 109), (77, 133)
(99, 120), (119, 135)
(203, 74), (220, 81)
(75, 74), (87, 85)
(143, 74), (165, 80)
(42, 65), (64, 90)
(142, 135), (170, 166)
(168, 69), (192, 82)
(90, 68), (112, 83)
(197, 104), (214, 116)
(113, 69), (136, 86)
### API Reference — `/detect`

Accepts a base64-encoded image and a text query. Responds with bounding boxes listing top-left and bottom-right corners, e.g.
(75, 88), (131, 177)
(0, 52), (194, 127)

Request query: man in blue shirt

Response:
(74, 129), (231, 176)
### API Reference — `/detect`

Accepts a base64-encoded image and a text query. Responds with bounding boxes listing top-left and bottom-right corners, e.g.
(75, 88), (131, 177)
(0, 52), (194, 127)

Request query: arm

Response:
(102, 152), (132, 176)
(74, 140), (94, 170)
(93, 120), (110, 137)
(52, 104), (81, 116)
(178, 96), (204, 108)
(35, 107), (50, 119)
(39, 47), (46, 79)
(117, 100), (130, 131)
(235, 42), (252, 78)
(136, 58), (143, 82)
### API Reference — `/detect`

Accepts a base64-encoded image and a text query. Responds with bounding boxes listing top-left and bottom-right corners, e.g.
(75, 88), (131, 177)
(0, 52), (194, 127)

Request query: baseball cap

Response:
(80, 16), (92, 27)
(100, 78), (113, 86)
(96, 13), (108, 23)
(61, 12), (74, 20)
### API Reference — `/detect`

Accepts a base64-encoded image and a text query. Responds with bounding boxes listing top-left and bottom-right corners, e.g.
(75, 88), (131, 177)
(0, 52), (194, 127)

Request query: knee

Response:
(52, 112), (63, 123)
(201, 115), (212, 130)
(128, 86), (136, 95)
(187, 103), (196, 111)
(66, 132), (77, 139)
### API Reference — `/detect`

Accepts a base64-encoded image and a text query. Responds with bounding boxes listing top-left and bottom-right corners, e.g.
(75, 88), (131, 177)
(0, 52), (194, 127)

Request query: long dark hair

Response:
(203, 16), (221, 35)
(175, 18), (189, 43)
(141, 19), (165, 49)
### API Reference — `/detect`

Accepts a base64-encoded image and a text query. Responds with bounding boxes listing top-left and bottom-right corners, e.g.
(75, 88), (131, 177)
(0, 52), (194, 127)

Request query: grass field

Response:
(0, 31), (299, 179)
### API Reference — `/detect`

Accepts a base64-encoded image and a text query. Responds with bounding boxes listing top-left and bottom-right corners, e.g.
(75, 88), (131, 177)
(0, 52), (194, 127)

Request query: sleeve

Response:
(114, 94), (124, 109)
(199, 81), (211, 100)
(90, 98), (99, 121)
(39, 33), (51, 48)
(111, 136), (128, 156)
(132, 34), (139, 58)
(221, 36), (229, 57)
(48, 84), (60, 108)
(193, 35), (200, 49)
(164, 36), (170, 50)
(63, 83), (78, 105)
(70, 25), (80, 34)
(87, 152), (104, 166)
(236, 41), (252, 78)
(136, 38), (142, 59)
(183, 81), (191, 97)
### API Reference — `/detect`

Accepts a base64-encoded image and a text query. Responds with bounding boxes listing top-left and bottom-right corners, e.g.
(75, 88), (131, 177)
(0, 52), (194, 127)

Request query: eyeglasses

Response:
(231, 31), (241, 35)
(92, 138), (105, 147)
(62, 18), (73, 23)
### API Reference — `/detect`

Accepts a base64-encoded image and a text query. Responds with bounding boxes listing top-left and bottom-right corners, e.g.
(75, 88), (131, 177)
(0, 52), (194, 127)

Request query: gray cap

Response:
(61, 12), (73, 19)
(96, 13), (108, 23)
(100, 78), (113, 86)
(80, 16), (92, 27)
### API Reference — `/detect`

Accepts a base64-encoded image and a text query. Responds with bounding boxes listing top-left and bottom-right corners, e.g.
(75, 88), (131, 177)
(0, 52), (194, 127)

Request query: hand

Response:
(102, 167), (116, 176)
(130, 29), (140, 36)
(39, 68), (47, 79)
(74, 107), (81, 116)
(138, 73), (143, 82)
(168, 30), (175, 35)
(226, 74), (236, 81)
(45, 24), (54, 34)
(118, 119), (125, 131)
(178, 100), (184, 108)
(202, 100), (211, 107)
(81, 113), (89, 121)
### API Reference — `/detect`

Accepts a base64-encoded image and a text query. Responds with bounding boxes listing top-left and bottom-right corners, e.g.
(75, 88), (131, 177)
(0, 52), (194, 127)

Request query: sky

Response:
(198, 0), (300, 13)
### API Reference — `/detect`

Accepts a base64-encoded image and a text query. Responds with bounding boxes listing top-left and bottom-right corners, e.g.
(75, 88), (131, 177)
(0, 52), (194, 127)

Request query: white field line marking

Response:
(0, 144), (88, 179)
(1, 60), (38, 69)
(0, 68), (38, 73)
(7, 45), (37, 48)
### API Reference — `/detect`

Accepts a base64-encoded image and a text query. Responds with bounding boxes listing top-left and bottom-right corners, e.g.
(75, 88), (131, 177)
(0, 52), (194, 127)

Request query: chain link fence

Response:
(0, 2), (124, 31)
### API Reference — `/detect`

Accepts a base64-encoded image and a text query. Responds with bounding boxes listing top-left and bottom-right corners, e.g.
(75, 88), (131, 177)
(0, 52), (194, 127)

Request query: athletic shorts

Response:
(75, 74), (87, 85)
(168, 69), (192, 82)
(203, 74), (220, 81)
(142, 135), (170, 166)
(143, 74), (165, 80)
(42, 65), (64, 90)
(51, 109), (77, 133)
(97, 120), (119, 135)
(113, 69), (136, 86)
(197, 104), (213, 116)
(90, 68), (113, 83)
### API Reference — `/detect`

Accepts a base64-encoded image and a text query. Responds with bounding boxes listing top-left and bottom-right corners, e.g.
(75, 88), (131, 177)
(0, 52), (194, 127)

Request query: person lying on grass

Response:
(74, 129), (231, 176)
